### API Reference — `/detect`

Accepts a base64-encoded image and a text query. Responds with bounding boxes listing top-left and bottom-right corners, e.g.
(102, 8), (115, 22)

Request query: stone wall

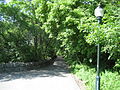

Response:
(0, 60), (55, 73)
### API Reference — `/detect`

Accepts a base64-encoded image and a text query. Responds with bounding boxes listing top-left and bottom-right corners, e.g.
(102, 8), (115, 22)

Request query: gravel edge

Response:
(71, 74), (87, 90)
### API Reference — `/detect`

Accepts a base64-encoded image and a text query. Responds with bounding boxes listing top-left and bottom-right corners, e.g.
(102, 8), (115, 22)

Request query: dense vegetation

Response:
(0, 0), (120, 89)
(0, 0), (57, 62)
(70, 64), (120, 90)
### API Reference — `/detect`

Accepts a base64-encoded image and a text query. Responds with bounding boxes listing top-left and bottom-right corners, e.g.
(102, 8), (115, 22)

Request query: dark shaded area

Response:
(0, 57), (69, 82)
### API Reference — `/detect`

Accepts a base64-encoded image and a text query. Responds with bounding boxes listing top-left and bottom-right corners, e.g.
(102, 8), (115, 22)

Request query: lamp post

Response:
(94, 4), (104, 90)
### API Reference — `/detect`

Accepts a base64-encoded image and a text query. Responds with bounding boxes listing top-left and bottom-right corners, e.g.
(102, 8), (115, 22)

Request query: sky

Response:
(5, 0), (11, 3)
(0, 0), (11, 3)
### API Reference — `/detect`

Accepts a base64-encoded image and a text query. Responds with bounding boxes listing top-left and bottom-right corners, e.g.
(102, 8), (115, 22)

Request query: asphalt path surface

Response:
(0, 57), (80, 90)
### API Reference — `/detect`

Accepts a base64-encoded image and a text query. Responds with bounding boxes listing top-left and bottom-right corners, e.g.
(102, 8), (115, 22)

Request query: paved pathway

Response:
(0, 57), (80, 90)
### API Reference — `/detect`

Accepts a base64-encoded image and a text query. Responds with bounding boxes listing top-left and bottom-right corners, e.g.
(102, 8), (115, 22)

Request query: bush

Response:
(53, 0), (120, 68)
(0, 0), (57, 63)
(69, 62), (120, 90)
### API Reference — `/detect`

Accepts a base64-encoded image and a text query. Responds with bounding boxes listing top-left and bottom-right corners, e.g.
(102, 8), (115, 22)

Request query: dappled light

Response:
(0, 0), (120, 90)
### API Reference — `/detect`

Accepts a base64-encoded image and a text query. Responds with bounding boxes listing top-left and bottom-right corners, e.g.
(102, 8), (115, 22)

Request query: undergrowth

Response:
(67, 61), (120, 90)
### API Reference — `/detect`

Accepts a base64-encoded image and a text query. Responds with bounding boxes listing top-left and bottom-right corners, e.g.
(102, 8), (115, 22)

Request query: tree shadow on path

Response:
(0, 57), (69, 82)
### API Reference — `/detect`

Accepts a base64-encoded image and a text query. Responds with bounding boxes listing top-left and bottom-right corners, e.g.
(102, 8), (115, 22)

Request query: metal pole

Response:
(96, 44), (100, 90)
(96, 18), (102, 90)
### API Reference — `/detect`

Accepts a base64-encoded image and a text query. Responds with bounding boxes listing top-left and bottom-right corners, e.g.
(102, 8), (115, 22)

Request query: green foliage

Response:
(86, 2), (120, 61)
(0, 0), (57, 63)
(101, 71), (120, 90)
(48, 0), (120, 68)
(69, 62), (120, 90)
(0, 0), (120, 89)
(0, 0), (120, 68)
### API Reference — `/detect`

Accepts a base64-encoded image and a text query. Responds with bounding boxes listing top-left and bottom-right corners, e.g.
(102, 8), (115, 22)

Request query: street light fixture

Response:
(95, 4), (104, 24)
(94, 3), (104, 90)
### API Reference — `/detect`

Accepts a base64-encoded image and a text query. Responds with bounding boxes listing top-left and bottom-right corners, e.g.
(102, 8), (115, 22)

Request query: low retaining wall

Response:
(0, 60), (55, 73)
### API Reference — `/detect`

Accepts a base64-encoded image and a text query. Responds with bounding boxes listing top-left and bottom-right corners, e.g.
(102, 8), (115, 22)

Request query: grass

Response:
(69, 62), (120, 90)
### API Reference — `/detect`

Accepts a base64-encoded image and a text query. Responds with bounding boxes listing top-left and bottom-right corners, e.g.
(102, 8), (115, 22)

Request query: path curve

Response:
(0, 57), (80, 90)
